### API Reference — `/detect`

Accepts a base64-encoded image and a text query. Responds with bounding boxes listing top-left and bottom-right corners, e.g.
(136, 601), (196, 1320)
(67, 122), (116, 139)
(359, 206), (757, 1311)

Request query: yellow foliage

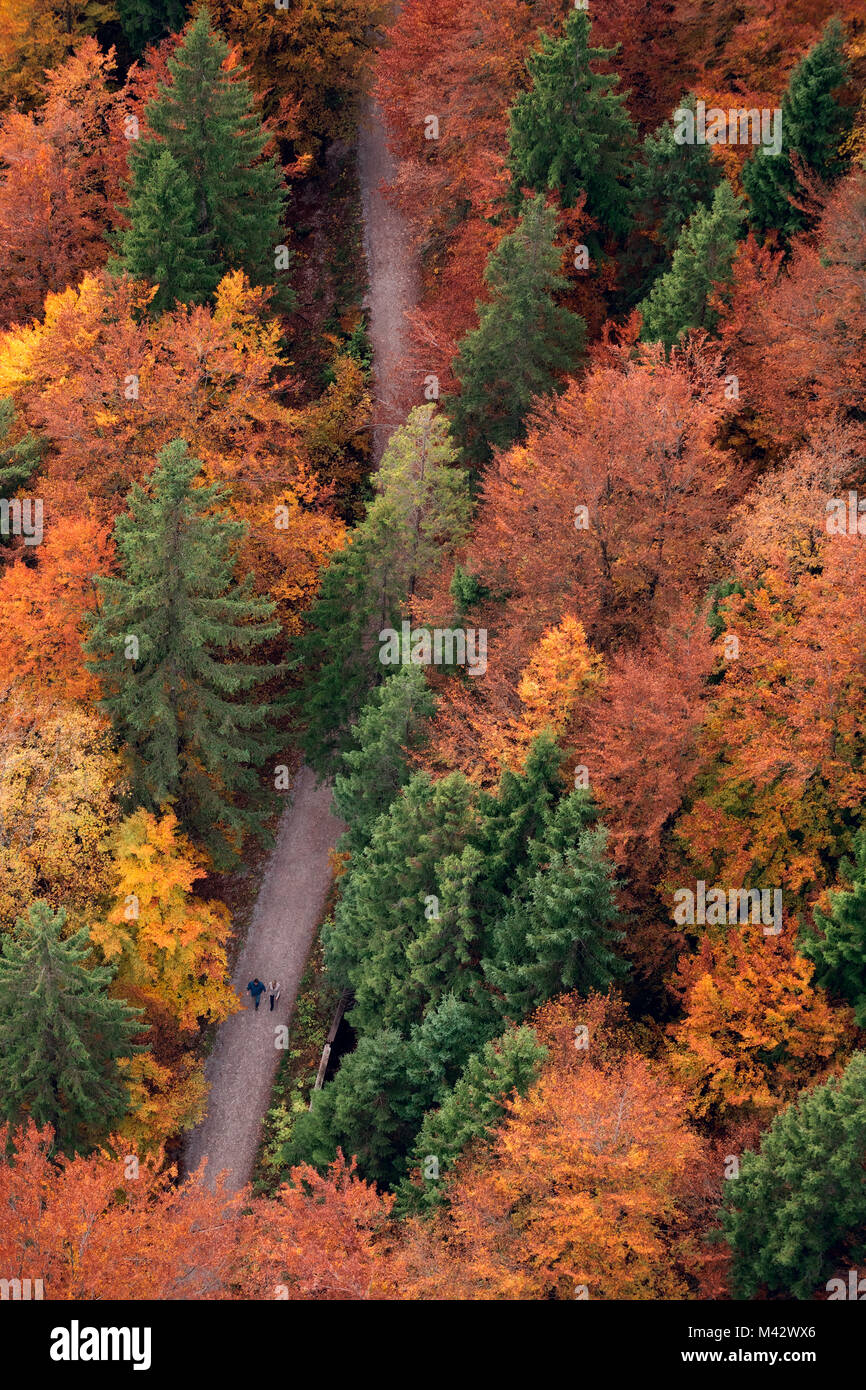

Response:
(93, 810), (240, 1033)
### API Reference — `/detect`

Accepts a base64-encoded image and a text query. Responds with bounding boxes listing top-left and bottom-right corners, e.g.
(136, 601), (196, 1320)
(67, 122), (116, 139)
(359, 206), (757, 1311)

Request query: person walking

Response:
(247, 977), (266, 1012)
(267, 979), (281, 1012)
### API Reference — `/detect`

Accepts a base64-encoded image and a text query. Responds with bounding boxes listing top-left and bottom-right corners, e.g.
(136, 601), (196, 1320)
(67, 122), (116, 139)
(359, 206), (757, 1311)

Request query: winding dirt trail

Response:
(184, 49), (418, 1193)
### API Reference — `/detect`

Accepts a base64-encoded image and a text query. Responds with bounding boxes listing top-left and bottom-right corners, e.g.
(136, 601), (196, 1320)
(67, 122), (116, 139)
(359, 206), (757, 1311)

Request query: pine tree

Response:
(446, 194), (585, 468)
(0, 901), (145, 1156)
(285, 996), (490, 1189)
(85, 438), (283, 867)
(743, 18), (851, 239)
(118, 149), (220, 315)
(291, 405), (469, 773)
(801, 828), (866, 1025)
(629, 94), (722, 303)
(399, 1024), (547, 1211)
(117, 0), (187, 55)
(483, 789), (625, 1019)
(476, 733), (565, 921)
(323, 771), (485, 1035)
(284, 1028), (421, 1188)
(333, 665), (436, 858)
(122, 6), (289, 302)
(507, 9), (636, 236)
(722, 1052), (866, 1298)
(639, 180), (745, 348)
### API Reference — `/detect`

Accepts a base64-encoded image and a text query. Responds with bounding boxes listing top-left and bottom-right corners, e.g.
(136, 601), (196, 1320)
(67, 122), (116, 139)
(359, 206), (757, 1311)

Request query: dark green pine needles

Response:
(86, 438), (284, 867)
(507, 8), (636, 235)
(119, 5), (290, 309)
(0, 902), (145, 1157)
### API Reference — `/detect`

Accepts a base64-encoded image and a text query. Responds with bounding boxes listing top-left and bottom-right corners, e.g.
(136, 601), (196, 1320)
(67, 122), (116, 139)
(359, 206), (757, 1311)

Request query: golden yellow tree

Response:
(92, 810), (239, 1033)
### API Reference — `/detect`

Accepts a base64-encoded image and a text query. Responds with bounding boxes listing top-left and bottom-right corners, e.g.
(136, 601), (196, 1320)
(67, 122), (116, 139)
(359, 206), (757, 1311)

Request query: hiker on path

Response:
(267, 980), (281, 1012)
(247, 978), (266, 1011)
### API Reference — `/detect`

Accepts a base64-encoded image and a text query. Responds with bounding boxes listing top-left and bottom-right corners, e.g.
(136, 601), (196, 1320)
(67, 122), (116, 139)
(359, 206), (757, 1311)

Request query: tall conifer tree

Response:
(0, 902), (144, 1156)
(507, 9), (636, 235)
(121, 6), (289, 302)
(86, 439), (283, 866)
(118, 149), (220, 314)
(446, 194), (585, 468)
(743, 18), (850, 239)
(639, 180), (745, 348)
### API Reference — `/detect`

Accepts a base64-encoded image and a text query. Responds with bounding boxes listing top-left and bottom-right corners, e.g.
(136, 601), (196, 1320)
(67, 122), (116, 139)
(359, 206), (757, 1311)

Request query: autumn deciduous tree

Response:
(208, 0), (387, 152)
(237, 1154), (399, 1300)
(0, 40), (128, 327)
(668, 925), (849, 1120)
(438, 337), (737, 659)
(674, 425), (866, 910)
(0, 706), (121, 931)
(92, 810), (238, 1033)
(0, 1), (113, 110)
(395, 1006), (702, 1299)
(0, 270), (343, 627)
(0, 513), (110, 705)
(720, 169), (866, 453)
(0, 1121), (252, 1298)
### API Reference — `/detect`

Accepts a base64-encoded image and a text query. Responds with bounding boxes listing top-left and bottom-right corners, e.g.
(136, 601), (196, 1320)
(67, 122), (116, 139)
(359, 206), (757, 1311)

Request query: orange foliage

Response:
(668, 925), (851, 1120)
(393, 996), (703, 1300)
(0, 510), (110, 705)
(0, 41), (128, 327)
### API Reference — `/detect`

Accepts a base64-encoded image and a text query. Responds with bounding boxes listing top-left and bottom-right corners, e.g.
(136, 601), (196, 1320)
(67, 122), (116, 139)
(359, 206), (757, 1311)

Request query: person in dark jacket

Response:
(247, 978), (266, 1011)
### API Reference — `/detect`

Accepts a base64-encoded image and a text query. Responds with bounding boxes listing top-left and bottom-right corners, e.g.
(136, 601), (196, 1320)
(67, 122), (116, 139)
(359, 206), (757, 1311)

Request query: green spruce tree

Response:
(445, 194), (585, 467)
(722, 1052), (866, 1298)
(332, 665), (436, 858)
(0, 902), (144, 1157)
(323, 771), (485, 1035)
(117, 149), (220, 315)
(117, 0), (187, 56)
(743, 18), (851, 240)
(639, 179), (745, 348)
(483, 788), (625, 1019)
(507, 9), (636, 236)
(800, 828), (866, 1025)
(629, 94), (722, 303)
(398, 1023), (547, 1212)
(85, 439), (283, 867)
(291, 404), (469, 773)
(284, 1028), (421, 1188)
(121, 6), (289, 302)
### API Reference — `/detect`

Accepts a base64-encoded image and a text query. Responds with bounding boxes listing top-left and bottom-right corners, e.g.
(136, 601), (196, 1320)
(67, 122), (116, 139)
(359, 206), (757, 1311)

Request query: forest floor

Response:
(183, 78), (419, 1193)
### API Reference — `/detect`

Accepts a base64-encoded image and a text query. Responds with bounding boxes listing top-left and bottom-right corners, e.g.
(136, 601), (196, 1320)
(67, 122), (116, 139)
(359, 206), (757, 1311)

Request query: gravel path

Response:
(184, 43), (418, 1193)
(358, 79), (421, 460)
(185, 768), (344, 1191)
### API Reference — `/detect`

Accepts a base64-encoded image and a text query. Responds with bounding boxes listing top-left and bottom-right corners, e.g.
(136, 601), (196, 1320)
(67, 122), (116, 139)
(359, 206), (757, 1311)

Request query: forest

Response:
(0, 0), (865, 1312)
